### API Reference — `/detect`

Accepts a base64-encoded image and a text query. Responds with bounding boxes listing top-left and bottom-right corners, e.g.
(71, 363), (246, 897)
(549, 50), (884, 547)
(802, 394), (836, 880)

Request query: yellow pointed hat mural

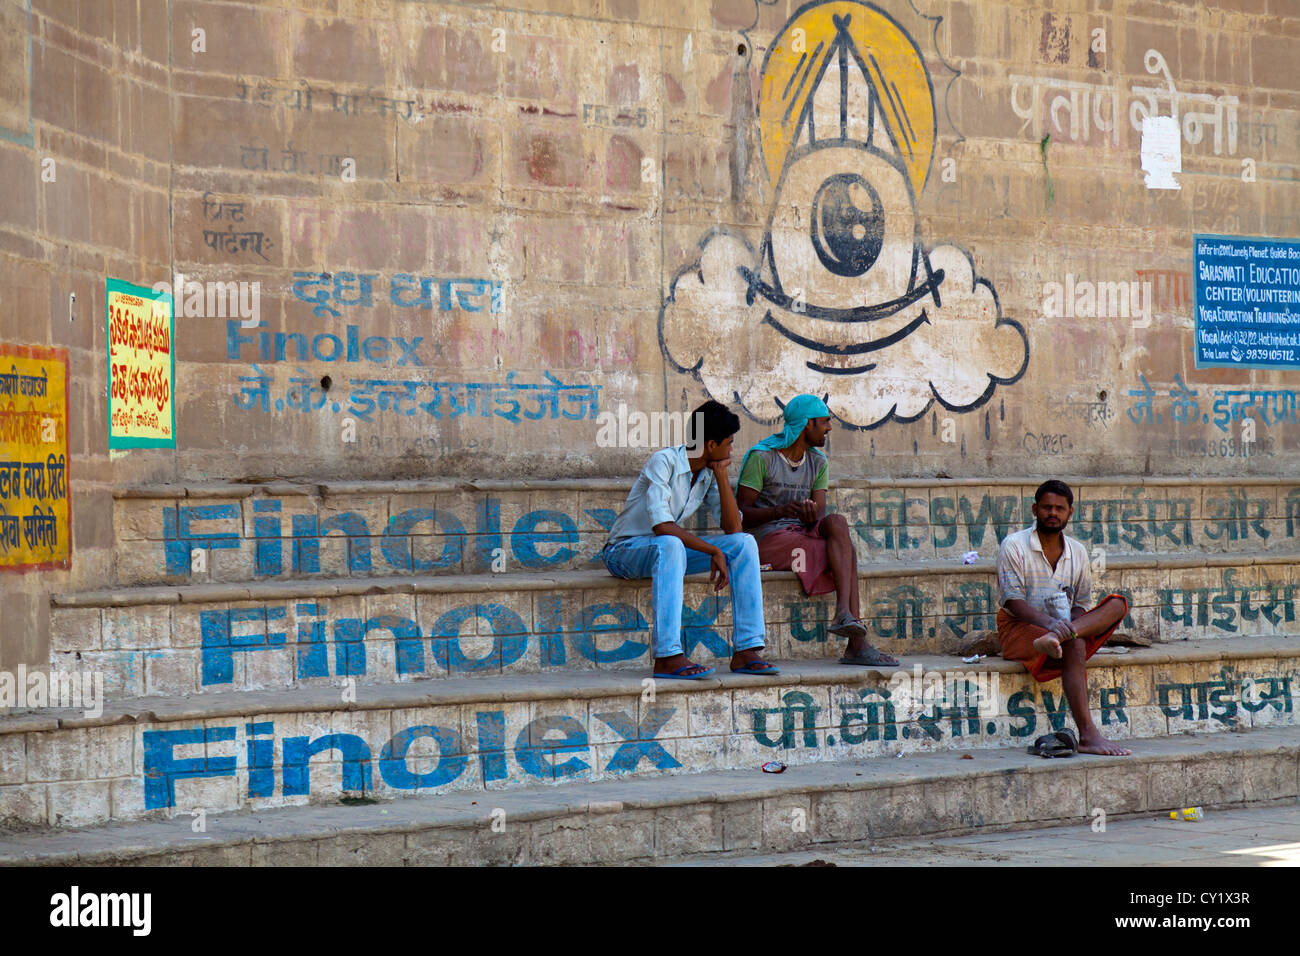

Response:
(659, 0), (1029, 430)
(759, 1), (935, 196)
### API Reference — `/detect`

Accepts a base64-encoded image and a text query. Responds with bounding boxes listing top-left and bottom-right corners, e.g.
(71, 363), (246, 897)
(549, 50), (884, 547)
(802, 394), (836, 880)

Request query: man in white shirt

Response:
(996, 480), (1131, 756)
(601, 400), (775, 680)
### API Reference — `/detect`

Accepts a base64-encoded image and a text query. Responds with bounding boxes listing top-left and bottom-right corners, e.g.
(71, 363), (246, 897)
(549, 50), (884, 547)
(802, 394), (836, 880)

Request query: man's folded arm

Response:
(708, 480), (743, 536)
(736, 455), (773, 528)
(651, 520), (721, 555)
(736, 484), (784, 528)
(736, 454), (794, 527)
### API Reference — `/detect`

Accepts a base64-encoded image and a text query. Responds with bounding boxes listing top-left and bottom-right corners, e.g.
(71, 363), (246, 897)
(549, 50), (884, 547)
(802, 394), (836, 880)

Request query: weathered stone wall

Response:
(1, 0), (1298, 666)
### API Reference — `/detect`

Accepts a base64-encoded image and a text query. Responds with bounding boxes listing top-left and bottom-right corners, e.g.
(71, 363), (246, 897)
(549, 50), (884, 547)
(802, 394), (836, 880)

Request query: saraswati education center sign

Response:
(1194, 234), (1300, 370)
(106, 278), (175, 449)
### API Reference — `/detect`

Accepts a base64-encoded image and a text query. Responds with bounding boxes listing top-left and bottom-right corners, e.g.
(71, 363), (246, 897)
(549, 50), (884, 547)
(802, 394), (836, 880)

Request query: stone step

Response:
(110, 476), (1300, 587)
(1, 639), (1295, 829)
(1, 724), (1295, 865)
(49, 552), (1300, 698)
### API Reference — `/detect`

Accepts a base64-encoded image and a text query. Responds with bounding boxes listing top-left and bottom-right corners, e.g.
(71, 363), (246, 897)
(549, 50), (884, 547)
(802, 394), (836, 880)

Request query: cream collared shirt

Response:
(996, 524), (1092, 614)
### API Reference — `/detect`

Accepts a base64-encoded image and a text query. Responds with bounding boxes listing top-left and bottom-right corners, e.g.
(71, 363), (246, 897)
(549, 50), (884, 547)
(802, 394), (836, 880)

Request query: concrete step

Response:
(666, 803), (1300, 867)
(1, 639), (1295, 829)
(110, 476), (1300, 587)
(1, 725), (1295, 865)
(49, 552), (1300, 698)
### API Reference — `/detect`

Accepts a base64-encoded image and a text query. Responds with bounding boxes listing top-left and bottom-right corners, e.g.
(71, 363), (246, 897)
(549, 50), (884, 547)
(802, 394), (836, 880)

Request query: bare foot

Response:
(844, 640), (898, 664)
(1032, 634), (1062, 658)
(1078, 730), (1131, 756)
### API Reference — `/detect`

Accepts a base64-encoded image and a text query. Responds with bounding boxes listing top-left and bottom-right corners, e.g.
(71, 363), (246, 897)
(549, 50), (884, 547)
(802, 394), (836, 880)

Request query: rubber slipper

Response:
(827, 613), (869, 640)
(1027, 733), (1075, 758)
(839, 648), (899, 666)
(730, 659), (781, 675)
(1053, 728), (1079, 754)
(652, 664), (715, 680)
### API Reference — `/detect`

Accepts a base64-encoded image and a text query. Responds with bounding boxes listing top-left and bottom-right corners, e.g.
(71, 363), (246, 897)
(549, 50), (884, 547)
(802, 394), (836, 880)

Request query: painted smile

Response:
(762, 307), (932, 375)
(739, 265), (944, 323)
(743, 260), (941, 373)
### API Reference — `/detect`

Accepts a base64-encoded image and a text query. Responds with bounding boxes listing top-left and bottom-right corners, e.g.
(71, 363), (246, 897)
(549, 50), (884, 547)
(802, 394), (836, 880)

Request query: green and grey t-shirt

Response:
(737, 447), (829, 542)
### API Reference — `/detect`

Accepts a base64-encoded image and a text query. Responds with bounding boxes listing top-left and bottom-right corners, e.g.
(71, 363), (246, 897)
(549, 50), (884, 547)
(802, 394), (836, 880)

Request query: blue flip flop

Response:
(652, 664), (715, 680)
(730, 659), (781, 675)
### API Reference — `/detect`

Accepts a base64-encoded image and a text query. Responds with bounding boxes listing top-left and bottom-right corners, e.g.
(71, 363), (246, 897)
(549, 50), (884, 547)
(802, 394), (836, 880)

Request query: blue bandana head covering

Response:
(737, 394), (831, 487)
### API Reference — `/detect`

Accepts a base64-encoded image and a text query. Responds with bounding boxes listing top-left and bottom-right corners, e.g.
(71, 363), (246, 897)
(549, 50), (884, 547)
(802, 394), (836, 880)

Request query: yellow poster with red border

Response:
(0, 343), (70, 571)
(107, 277), (175, 448)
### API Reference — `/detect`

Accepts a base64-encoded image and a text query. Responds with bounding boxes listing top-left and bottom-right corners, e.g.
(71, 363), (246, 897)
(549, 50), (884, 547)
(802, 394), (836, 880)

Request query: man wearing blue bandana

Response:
(737, 394), (900, 666)
(601, 400), (777, 680)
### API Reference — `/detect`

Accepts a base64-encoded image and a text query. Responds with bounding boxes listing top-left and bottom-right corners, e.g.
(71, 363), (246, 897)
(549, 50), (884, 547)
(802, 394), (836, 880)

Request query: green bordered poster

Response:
(106, 277), (176, 449)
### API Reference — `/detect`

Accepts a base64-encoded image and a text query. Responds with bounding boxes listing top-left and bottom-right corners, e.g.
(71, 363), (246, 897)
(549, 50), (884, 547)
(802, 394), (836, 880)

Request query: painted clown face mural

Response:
(660, 0), (1029, 429)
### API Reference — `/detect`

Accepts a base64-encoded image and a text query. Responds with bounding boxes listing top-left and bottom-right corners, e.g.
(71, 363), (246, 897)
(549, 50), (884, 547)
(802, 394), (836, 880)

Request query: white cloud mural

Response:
(660, 0), (1028, 428)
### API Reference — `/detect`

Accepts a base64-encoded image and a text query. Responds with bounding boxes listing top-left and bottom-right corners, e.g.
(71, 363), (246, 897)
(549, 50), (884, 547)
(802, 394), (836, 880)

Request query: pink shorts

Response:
(757, 527), (835, 596)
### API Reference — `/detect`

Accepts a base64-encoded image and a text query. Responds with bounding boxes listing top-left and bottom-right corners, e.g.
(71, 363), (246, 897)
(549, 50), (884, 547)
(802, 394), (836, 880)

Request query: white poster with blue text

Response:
(1194, 234), (1300, 370)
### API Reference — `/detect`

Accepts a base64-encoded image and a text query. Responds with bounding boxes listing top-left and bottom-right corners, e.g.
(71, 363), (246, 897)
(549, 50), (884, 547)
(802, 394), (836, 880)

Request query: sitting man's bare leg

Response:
(819, 514), (897, 663)
(1054, 596), (1130, 756)
(1031, 595), (1128, 659)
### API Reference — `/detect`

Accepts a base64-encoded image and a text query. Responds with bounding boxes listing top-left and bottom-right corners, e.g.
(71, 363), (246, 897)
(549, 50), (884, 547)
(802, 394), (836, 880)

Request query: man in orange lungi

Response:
(997, 479), (1132, 756)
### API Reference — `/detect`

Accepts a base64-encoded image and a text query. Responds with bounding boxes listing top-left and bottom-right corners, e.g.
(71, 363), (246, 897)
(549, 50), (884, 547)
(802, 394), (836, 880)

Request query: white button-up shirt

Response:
(996, 525), (1092, 613)
(605, 446), (719, 546)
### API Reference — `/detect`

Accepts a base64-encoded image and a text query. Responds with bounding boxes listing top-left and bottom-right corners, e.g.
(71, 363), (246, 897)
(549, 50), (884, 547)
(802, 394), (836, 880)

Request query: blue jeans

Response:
(601, 533), (767, 659)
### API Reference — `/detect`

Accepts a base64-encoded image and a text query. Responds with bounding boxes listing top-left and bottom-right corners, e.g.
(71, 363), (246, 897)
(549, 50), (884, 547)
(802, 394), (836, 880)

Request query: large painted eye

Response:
(764, 146), (918, 311)
(810, 173), (885, 278)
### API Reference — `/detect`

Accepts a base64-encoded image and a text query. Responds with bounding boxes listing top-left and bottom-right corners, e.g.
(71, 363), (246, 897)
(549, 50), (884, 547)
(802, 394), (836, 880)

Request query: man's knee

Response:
(822, 513), (849, 536)
(717, 532), (757, 556)
(652, 535), (687, 569)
